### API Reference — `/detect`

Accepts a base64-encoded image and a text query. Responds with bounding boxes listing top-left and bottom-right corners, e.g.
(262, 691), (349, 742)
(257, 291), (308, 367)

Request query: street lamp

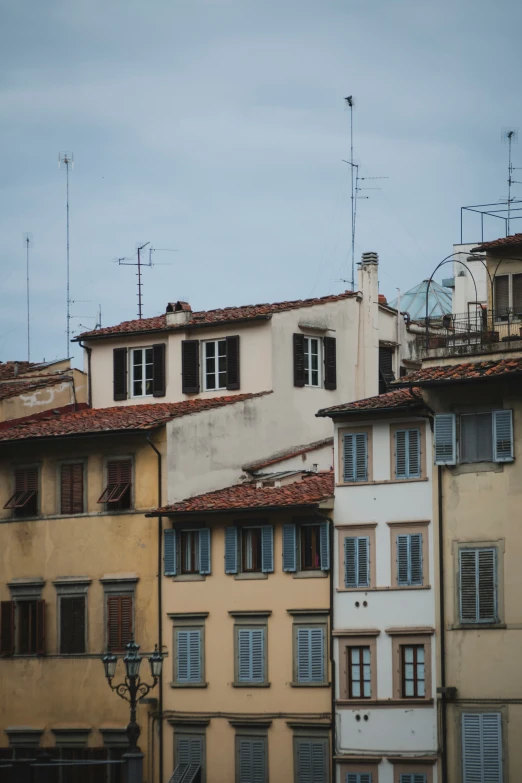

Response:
(102, 639), (162, 754)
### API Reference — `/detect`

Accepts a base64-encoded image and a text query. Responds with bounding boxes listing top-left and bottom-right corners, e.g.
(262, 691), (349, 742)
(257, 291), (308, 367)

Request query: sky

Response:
(1, 0), (522, 366)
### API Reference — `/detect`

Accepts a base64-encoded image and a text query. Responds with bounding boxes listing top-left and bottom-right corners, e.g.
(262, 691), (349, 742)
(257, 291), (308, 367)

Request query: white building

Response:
(318, 388), (438, 783)
(448, 243), (488, 315)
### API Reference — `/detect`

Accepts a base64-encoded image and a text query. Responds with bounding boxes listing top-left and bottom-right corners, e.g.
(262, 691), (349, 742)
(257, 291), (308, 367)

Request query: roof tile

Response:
(473, 233), (522, 252)
(317, 388), (424, 417)
(393, 357), (522, 385)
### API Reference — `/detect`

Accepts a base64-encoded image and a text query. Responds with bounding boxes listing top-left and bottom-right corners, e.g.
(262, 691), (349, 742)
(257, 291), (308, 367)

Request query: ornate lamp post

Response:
(102, 640), (163, 754)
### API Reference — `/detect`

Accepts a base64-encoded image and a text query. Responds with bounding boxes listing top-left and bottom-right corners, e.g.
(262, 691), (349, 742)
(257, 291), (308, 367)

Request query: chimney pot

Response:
(166, 300), (192, 326)
(361, 251), (379, 265)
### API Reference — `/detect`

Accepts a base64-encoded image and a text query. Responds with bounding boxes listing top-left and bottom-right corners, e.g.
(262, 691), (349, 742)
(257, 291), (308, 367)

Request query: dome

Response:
(389, 280), (452, 320)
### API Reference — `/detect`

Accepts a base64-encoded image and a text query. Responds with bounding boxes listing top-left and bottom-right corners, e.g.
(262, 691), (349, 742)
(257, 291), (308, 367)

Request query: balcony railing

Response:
(419, 308), (522, 356)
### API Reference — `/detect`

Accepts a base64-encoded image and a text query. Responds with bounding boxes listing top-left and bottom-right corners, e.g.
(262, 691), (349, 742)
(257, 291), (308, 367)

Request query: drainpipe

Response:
(438, 465), (448, 783)
(147, 433), (164, 783)
(78, 341), (92, 407)
(319, 512), (336, 780)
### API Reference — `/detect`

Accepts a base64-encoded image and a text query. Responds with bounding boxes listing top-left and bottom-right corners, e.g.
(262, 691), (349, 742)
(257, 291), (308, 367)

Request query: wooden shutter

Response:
(177, 629), (201, 683)
(397, 535), (410, 586)
(319, 521), (330, 571)
(410, 533), (423, 585)
(224, 527), (238, 574)
(60, 596), (86, 654)
(237, 628), (264, 683)
(493, 410), (513, 462)
(198, 528), (211, 575)
(400, 776), (427, 783)
(113, 348), (128, 401)
(251, 628), (264, 683)
(182, 340), (200, 394)
(347, 775), (373, 783)
(434, 414), (456, 465)
(408, 429), (421, 477)
(225, 335), (240, 390)
(152, 343), (166, 397)
(357, 536), (370, 587)
(494, 275), (510, 316)
(282, 524), (297, 572)
(261, 526), (274, 573)
(296, 739), (327, 783)
(396, 428), (421, 478)
(513, 273), (522, 314)
(164, 529), (177, 576)
(323, 336), (337, 390)
(343, 432), (368, 482)
(239, 738), (266, 783)
(0, 601), (15, 656)
(297, 627), (324, 683)
(344, 537), (357, 588)
(395, 430), (407, 479)
(107, 595), (133, 651)
(460, 548), (497, 624)
(293, 334), (305, 387)
(99, 459), (132, 505)
(61, 463), (84, 515)
(462, 712), (502, 783)
(36, 600), (46, 656)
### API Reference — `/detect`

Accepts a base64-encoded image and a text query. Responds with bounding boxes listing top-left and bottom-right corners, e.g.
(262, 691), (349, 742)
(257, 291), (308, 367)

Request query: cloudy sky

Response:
(1, 0), (521, 365)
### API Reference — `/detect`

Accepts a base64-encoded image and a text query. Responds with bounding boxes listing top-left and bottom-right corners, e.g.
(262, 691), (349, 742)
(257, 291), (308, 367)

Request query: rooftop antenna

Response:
(58, 152), (73, 356)
(23, 233), (33, 361)
(502, 128), (519, 235)
(115, 242), (151, 319)
(344, 96), (356, 290)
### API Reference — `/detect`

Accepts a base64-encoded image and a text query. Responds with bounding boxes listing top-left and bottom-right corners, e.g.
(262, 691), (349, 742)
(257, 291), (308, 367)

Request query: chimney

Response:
(166, 301), (192, 326)
(357, 251), (380, 398)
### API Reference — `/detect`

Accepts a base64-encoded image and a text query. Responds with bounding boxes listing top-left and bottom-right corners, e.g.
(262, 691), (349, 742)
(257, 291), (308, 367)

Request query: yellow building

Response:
(151, 470), (334, 783)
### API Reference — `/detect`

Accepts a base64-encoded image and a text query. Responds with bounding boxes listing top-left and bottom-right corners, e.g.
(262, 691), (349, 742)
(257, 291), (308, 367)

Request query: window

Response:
(342, 432), (368, 483)
(236, 735), (267, 783)
(293, 334), (336, 390)
(434, 411), (513, 465)
(379, 344), (395, 393)
(398, 775), (428, 783)
(394, 428), (421, 479)
(106, 594), (133, 652)
(344, 536), (370, 588)
(224, 525), (273, 575)
(113, 344), (166, 401)
(4, 466), (38, 518)
(60, 463), (84, 515)
(237, 628), (266, 684)
(294, 736), (329, 783)
(204, 339), (227, 390)
(60, 596), (86, 654)
(164, 528), (211, 577)
(459, 547), (498, 624)
(196, 336), (240, 393)
(348, 646), (371, 699)
(0, 598), (45, 656)
(396, 533), (423, 587)
(98, 459), (132, 511)
(282, 520), (330, 574)
(494, 272), (522, 318)
(175, 629), (203, 685)
(294, 626), (327, 685)
(462, 712), (502, 783)
(173, 732), (205, 783)
(401, 644), (425, 697)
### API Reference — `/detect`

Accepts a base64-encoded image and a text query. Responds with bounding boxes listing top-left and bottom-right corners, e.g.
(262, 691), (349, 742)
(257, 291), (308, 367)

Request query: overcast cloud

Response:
(1, 0), (521, 365)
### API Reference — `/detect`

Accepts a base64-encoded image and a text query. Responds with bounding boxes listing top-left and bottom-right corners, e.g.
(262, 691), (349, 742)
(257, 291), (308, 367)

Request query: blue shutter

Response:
(251, 628), (265, 683)
(462, 712), (502, 783)
(176, 630), (189, 682)
(310, 741), (327, 783)
(310, 628), (325, 683)
(225, 526), (238, 574)
(198, 528), (211, 575)
(395, 430), (407, 478)
(282, 524), (297, 572)
(408, 428), (421, 477)
(297, 628), (311, 683)
(399, 775), (427, 783)
(238, 628), (265, 683)
(344, 537), (357, 588)
(343, 434), (355, 482)
(357, 536), (370, 587)
(319, 521), (330, 571)
(176, 630), (201, 683)
(410, 533), (423, 585)
(460, 548), (497, 624)
(397, 534), (410, 586)
(346, 775), (372, 783)
(434, 414), (456, 465)
(493, 410), (513, 462)
(164, 529), (177, 576)
(261, 525), (274, 573)
(239, 738), (266, 783)
(297, 739), (327, 783)
(344, 432), (368, 482)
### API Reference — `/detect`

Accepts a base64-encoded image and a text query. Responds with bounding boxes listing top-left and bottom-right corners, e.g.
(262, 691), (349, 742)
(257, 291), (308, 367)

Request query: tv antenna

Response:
(502, 128), (522, 235)
(115, 242), (151, 319)
(59, 152), (73, 357)
(344, 96), (356, 290)
(23, 233), (33, 361)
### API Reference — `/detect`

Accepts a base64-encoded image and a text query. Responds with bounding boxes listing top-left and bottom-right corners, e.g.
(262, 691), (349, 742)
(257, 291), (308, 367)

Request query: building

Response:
(317, 389), (438, 783)
(149, 467), (334, 783)
(446, 244), (488, 317)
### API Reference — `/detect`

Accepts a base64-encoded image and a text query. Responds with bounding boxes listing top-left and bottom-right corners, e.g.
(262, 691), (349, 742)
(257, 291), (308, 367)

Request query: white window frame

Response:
(303, 336), (322, 388)
(494, 272), (522, 319)
(203, 339), (228, 391)
(130, 346), (154, 398)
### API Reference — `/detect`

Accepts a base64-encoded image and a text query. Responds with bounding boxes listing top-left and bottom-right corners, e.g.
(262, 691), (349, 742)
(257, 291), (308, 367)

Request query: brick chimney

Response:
(166, 301), (192, 326)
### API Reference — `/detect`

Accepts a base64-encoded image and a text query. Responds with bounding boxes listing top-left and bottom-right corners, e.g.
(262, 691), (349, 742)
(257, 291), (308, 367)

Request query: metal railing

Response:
(420, 308), (522, 355)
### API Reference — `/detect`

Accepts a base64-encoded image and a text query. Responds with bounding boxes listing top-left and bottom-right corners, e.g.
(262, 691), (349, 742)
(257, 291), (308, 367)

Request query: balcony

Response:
(418, 309), (522, 359)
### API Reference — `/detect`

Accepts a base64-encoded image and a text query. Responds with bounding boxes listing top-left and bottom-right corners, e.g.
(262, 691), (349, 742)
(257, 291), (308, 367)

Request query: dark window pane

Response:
(18, 600), (37, 654)
(242, 528), (262, 572)
(461, 413), (492, 463)
(300, 525), (321, 570)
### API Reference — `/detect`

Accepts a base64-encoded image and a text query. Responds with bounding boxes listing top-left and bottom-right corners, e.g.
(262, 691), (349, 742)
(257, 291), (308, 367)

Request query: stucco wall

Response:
(453, 243), (488, 313)
(0, 369), (87, 424)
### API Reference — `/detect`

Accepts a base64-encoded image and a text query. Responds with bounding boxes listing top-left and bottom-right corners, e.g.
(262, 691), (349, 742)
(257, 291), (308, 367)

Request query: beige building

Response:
(150, 469), (334, 783)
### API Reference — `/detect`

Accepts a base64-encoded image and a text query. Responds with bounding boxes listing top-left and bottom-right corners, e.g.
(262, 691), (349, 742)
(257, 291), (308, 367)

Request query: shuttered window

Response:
(300, 524), (322, 570)
(396, 533), (423, 586)
(462, 712), (502, 783)
(395, 428), (421, 479)
(460, 413), (493, 463)
(113, 348), (128, 401)
(131, 347), (154, 397)
(296, 627), (325, 684)
(379, 345), (395, 393)
(182, 340), (200, 394)
(238, 737), (267, 783)
(203, 336), (241, 392)
(344, 536), (370, 588)
(399, 775), (427, 783)
(282, 521), (329, 573)
(107, 595), (133, 652)
(60, 596), (86, 654)
(152, 343), (166, 397)
(225, 526), (273, 575)
(164, 528), (211, 576)
(348, 646), (371, 698)
(60, 463), (84, 515)
(14, 599), (45, 655)
(494, 275), (510, 317)
(434, 414), (456, 465)
(173, 735), (204, 783)
(237, 628), (265, 683)
(0, 601), (15, 656)
(304, 337), (321, 387)
(459, 547), (498, 624)
(346, 774), (372, 783)
(295, 738), (328, 783)
(176, 629), (202, 684)
(98, 460), (132, 510)
(343, 433), (368, 483)
(4, 466), (38, 517)
(324, 336), (337, 390)
(283, 523), (297, 572)
(493, 410), (513, 462)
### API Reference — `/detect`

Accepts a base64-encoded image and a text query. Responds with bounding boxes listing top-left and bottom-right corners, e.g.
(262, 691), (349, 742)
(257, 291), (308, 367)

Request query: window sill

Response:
(336, 585), (431, 592)
(290, 682), (330, 688)
(336, 477), (429, 488)
(450, 622), (505, 630)
(336, 698), (434, 708)
(450, 462), (504, 475)
(234, 572), (268, 580)
(170, 682), (208, 688)
(293, 571), (328, 579)
(172, 574), (206, 582)
(232, 682), (270, 688)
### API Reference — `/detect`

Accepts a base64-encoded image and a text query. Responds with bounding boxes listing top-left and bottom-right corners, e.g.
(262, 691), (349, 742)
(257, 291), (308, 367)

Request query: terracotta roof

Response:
(0, 392), (269, 442)
(0, 361), (41, 380)
(472, 233), (522, 252)
(393, 357), (522, 386)
(243, 437), (334, 472)
(317, 388), (424, 417)
(152, 471), (335, 515)
(75, 291), (356, 340)
(0, 375), (71, 402)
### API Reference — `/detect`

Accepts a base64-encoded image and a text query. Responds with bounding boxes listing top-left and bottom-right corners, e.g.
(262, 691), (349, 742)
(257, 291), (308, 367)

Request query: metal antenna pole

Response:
(502, 129), (518, 236)
(137, 244), (142, 319)
(115, 242), (150, 319)
(59, 152), (74, 356)
(345, 96), (355, 290)
(23, 233), (32, 361)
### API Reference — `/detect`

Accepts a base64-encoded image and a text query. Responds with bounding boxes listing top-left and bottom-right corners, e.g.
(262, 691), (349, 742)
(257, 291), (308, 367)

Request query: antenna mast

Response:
(59, 152), (74, 356)
(116, 242), (151, 319)
(23, 233), (33, 361)
(344, 96), (355, 290)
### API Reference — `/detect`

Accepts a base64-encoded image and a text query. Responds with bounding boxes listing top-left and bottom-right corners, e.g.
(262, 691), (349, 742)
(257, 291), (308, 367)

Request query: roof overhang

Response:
(146, 500), (333, 519)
